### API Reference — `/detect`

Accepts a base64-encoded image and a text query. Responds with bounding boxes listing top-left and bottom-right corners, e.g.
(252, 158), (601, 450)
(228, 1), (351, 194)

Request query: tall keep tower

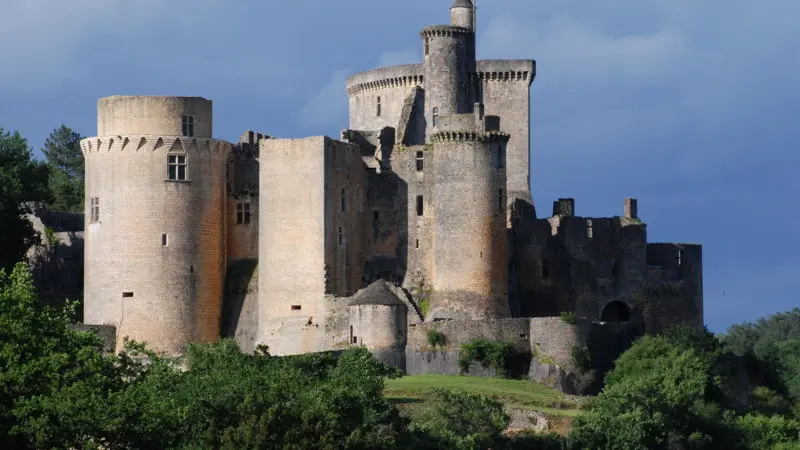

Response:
(80, 96), (233, 355)
(421, 0), (477, 134)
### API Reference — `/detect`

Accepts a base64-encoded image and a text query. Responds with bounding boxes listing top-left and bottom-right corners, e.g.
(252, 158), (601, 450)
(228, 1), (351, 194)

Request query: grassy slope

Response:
(383, 374), (584, 418)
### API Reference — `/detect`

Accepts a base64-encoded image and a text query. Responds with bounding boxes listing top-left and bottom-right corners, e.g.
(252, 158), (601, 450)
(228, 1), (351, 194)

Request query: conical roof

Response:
(451, 0), (474, 8)
(350, 280), (407, 307)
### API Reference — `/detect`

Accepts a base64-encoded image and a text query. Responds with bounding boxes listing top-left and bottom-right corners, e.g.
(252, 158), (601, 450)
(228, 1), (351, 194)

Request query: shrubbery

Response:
(458, 338), (517, 378)
(426, 329), (446, 348)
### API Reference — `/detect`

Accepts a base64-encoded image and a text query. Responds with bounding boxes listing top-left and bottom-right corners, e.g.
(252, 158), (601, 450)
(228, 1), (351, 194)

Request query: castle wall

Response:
(98, 96), (212, 138)
(226, 194), (258, 262)
(258, 137), (327, 354)
(226, 138), (261, 263)
(477, 59), (535, 199)
(644, 243), (704, 333)
(221, 259), (259, 353)
(349, 303), (407, 368)
(347, 64), (424, 133)
(81, 129), (231, 355)
(430, 134), (509, 320)
(528, 317), (588, 370)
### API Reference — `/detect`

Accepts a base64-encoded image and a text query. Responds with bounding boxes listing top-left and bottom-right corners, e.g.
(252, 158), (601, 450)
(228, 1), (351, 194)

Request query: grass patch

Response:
(384, 374), (582, 418)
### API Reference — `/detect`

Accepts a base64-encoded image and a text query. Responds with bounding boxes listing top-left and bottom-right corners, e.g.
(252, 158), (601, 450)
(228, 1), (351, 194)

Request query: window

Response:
(338, 226), (344, 246)
(122, 292), (134, 298)
(677, 249), (683, 266)
(416, 151), (424, 171)
(498, 189), (505, 213)
(587, 219), (593, 239)
(181, 115), (194, 137)
(376, 96), (381, 116)
(340, 188), (347, 212)
(161, 233), (168, 246)
(291, 305), (302, 310)
(424, 38), (430, 56)
(168, 154), (187, 181)
(373, 210), (380, 239)
(415, 239), (419, 249)
(497, 145), (506, 169)
(432, 107), (439, 127)
(89, 196), (100, 223)
(236, 201), (251, 224)
(542, 259), (550, 280)
(416, 195), (424, 216)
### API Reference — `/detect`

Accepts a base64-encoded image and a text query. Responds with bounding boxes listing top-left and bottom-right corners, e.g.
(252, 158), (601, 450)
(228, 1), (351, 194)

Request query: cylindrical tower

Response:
(450, 0), (475, 31)
(429, 131), (510, 320)
(420, 23), (476, 134)
(81, 96), (232, 356)
(348, 282), (408, 369)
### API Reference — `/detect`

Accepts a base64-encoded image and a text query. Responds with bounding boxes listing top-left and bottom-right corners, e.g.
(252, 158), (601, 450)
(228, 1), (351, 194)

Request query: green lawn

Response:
(383, 374), (584, 418)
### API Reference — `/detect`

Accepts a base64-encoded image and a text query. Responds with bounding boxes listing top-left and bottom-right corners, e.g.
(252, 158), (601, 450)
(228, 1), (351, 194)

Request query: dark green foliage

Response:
(458, 339), (517, 378)
(408, 389), (509, 449)
(426, 329), (446, 347)
(41, 125), (84, 212)
(570, 345), (592, 373)
(560, 311), (576, 325)
(0, 129), (50, 272)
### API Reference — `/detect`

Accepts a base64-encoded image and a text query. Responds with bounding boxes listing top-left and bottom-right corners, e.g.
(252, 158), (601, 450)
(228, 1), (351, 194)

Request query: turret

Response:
(450, 0), (475, 31)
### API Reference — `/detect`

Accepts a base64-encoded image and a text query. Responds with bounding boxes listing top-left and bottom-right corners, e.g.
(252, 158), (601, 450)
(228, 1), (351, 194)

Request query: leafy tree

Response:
(41, 125), (84, 212)
(0, 129), (50, 272)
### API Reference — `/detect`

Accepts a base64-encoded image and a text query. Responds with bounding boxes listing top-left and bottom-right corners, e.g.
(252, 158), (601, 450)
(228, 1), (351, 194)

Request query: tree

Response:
(41, 125), (84, 212)
(0, 129), (50, 272)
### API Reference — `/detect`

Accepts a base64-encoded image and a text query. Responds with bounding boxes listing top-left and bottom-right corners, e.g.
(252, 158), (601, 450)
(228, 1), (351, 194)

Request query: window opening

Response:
(587, 219), (593, 239)
(338, 226), (344, 246)
(497, 146), (506, 169)
(181, 115), (194, 137)
(291, 305), (302, 310)
(168, 154), (187, 181)
(416, 195), (424, 216)
(432, 107), (439, 127)
(498, 189), (505, 213)
(341, 188), (347, 212)
(415, 239), (419, 249)
(373, 210), (380, 239)
(161, 233), (168, 246)
(677, 249), (683, 266)
(89, 197), (100, 223)
(542, 259), (550, 280)
(236, 201), (252, 224)
(416, 151), (424, 171)
(122, 292), (134, 298)
(376, 96), (381, 116)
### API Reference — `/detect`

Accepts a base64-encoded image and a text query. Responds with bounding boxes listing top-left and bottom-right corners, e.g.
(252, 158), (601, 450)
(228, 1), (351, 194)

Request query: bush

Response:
(560, 311), (576, 325)
(571, 345), (593, 373)
(426, 329), (446, 348)
(458, 339), (516, 378)
(409, 389), (509, 449)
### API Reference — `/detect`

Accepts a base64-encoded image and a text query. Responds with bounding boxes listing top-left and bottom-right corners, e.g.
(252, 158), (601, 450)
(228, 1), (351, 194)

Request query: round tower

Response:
(420, 9), (477, 134)
(81, 96), (232, 356)
(348, 281), (408, 369)
(429, 131), (510, 320)
(450, 0), (475, 31)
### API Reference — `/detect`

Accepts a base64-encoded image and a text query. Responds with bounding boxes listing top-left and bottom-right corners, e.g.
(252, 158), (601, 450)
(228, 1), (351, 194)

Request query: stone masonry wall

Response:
(347, 64), (424, 133)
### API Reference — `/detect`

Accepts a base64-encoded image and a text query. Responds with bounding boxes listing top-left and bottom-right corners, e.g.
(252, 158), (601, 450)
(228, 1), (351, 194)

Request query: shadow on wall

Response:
(221, 259), (259, 353)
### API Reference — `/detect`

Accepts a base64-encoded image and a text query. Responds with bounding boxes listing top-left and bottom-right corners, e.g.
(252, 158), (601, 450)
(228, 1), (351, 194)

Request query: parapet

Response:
(429, 130), (509, 144)
(476, 59), (536, 85)
(624, 198), (638, 219)
(552, 198), (575, 217)
(80, 135), (231, 156)
(97, 96), (212, 138)
(419, 25), (472, 39)
(345, 64), (424, 96)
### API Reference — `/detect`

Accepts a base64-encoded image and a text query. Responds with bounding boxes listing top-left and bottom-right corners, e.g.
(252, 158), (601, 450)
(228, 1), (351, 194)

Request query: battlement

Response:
(419, 25), (472, 39)
(476, 59), (536, 85)
(345, 64), (423, 96)
(80, 135), (232, 156)
(430, 130), (509, 144)
(239, 130), (272, 146)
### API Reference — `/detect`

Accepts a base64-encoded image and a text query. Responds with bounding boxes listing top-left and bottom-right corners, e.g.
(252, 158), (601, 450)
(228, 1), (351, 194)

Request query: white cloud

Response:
(299, 68), (351, 133)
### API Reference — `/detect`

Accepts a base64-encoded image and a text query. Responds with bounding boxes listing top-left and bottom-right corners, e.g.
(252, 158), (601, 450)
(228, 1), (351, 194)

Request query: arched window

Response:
(432, 107), (439, 127)
(601, 301), (631, 322)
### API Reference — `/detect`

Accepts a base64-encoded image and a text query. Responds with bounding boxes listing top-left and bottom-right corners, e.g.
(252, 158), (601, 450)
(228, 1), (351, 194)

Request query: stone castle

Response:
(56, 0), (702, 387)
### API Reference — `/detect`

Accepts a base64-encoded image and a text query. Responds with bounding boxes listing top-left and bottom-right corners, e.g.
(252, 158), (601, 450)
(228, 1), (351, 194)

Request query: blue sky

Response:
(1, 0), (797, 332)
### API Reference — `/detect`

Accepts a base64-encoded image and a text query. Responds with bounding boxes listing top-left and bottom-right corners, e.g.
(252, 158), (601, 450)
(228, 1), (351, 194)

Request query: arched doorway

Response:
(601, 301), (631, 322)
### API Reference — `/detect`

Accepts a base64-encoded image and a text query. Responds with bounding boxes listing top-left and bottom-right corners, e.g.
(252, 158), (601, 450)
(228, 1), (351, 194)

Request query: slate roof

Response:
(350, 280), (407, 307)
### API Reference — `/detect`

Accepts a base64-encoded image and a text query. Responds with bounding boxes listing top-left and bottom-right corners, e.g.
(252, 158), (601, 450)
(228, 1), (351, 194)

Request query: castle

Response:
(72, 1), (702, 387)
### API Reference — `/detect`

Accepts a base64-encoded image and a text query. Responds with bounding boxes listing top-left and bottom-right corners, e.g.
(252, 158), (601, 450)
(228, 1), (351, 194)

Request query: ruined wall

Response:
(82, 96), (231, 356)
(528, 317), (588, 370)
(429, 133), (509, 320)
(347, 64), (424, 133)
(258, 136), (327, 355)
(478, 60), (535, 200)
(644, 243), (704, 333)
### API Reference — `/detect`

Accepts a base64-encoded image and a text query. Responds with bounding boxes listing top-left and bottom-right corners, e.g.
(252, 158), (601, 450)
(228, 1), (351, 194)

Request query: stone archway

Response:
(601, 301), (631, 323)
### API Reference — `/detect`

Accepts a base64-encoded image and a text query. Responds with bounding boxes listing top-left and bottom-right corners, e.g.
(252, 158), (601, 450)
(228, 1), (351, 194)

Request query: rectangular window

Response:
(373, 210), (380, 239)
(587, 219), (593, 239)
(498, 189), (505, 212)
(122, 292), (134, 298)
(416, 195), (424, 216)
(376, 96), (381, 116)
(340, 188), (347, 212)
(497, 146), (506, 169)
(416, 151), (424, 171)
(89, 196), (100, 223)
(291, 305), (301, 310)
(161, 233), (168, 246)
(167, 154), (187, 181)
(432, 107), (439, 127)
(236, 201), (251, 224)
(677, 249), (683, 266)
(338, 226), (344, 246)
(181, 115), (194, 137)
